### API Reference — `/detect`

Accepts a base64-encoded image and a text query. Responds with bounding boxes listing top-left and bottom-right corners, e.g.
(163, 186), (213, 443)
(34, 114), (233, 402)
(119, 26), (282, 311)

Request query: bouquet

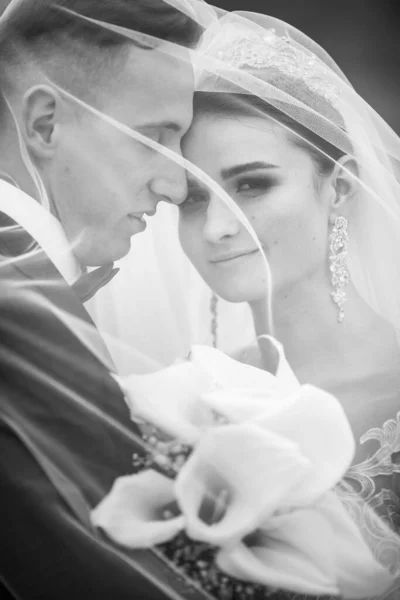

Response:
(91, 339), (394, 599)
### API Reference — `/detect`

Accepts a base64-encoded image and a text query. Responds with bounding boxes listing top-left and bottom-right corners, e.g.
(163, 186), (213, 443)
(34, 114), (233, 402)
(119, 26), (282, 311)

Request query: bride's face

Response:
(180, 114), (333, 303)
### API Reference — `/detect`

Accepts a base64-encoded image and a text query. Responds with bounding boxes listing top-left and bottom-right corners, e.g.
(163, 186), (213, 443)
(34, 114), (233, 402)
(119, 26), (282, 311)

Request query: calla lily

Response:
(201, 384), (355, 505)
(189, 340), (294, 395)
(200, 387), (281, 423)
(114, 338), (300, 443)
(250, 385), (356, 504)
(91, 470), (184, 548)
(216, 493), (392, 598)
(258, 335), (300, 394)
(114, 361), (215, 443)
(175, 423), (310, 546)
(216, 509), (339, 596)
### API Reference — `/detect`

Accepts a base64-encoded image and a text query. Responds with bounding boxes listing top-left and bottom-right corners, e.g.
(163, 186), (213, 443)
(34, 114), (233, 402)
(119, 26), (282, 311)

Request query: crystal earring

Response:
(329, 215), (350, 323)
(210, 292), (218, 348)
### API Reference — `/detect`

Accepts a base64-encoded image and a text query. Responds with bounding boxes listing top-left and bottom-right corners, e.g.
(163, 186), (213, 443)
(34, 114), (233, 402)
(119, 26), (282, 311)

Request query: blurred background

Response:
(0, 0), (399, 130)
(212, 0), (400, 133)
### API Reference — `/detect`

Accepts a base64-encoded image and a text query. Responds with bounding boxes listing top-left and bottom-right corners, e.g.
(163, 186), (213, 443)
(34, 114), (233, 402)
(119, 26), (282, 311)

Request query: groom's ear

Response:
(22, 85), (65, 160)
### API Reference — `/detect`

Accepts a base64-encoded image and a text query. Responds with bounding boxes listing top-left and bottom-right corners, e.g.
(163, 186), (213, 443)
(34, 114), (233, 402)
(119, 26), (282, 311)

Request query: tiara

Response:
(208, 29), (340, 104)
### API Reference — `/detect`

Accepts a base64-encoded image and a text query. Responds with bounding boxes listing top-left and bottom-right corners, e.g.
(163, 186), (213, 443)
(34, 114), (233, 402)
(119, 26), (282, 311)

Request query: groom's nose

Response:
(150, 162), (188, 206)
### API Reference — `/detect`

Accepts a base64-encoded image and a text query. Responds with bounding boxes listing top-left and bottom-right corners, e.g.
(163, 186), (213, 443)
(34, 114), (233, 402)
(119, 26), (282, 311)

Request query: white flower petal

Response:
(200, 388), (280, 423)
(216, 509), (339, 596)
(252, 385), (355, 504)
(175, 423), (310, 547)
(91, 470), (183, 548)
(258, 335), (300, 395)
(216, 495), (393, 599)
(190, 345), (277, 391)
(115, 361), (215, 442)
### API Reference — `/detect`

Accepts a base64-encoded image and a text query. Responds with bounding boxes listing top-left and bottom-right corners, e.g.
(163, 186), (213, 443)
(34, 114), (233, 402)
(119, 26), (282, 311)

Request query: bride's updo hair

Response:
(193, 85), (354, 181)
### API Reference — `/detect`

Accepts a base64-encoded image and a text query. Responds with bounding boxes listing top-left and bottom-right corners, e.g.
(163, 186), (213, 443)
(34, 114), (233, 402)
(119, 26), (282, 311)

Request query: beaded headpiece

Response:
(206, 29), (340, 105)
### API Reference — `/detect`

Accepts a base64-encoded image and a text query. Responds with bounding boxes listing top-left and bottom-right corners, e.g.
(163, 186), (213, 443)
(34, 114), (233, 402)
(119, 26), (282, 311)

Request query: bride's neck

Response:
(250, 276), (394, 384)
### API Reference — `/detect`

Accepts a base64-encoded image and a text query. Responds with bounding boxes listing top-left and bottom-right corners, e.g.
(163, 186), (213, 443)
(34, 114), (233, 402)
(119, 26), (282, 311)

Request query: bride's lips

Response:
(209, 249), (260, 264)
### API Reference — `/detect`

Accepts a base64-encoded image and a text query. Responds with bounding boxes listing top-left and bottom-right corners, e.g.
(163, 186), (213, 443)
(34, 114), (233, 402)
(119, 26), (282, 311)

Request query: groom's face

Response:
(48, 44), (194, 267)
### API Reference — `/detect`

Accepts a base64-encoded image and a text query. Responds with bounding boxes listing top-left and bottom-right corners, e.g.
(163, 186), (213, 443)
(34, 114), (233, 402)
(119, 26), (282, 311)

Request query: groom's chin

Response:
(110, 238), (133, 262)
(80, 239), (132, 268)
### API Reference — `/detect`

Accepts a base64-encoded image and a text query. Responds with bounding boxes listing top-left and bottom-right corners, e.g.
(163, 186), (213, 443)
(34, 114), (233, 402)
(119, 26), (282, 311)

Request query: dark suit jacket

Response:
(0, 212), (203, 600)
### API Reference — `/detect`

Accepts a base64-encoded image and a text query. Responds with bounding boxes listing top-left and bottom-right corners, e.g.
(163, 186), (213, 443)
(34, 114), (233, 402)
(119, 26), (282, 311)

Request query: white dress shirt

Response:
(0, 179), (81, 285)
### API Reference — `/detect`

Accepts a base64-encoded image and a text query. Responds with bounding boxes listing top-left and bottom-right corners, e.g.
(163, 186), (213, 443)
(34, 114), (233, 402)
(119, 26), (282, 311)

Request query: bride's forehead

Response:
(189, 113), (287, 142)
(185, 115), (301, 162)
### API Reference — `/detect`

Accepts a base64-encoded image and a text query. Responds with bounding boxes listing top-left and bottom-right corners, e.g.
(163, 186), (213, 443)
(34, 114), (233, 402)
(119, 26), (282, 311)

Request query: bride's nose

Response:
(203, 197), (241, 243)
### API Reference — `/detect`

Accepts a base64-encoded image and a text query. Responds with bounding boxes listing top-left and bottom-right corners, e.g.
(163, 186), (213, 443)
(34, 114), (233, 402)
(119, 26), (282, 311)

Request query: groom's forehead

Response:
(113, 44), (194, 126)
(129, 44), (193, 96)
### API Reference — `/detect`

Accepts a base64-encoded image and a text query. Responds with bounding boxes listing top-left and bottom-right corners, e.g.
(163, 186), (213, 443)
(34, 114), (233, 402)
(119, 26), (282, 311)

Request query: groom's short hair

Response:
(0, 0), (201, 109)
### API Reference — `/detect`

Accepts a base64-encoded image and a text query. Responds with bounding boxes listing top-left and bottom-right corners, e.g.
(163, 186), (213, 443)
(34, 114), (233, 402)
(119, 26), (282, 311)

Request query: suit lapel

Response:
(0, 211), (142, 499)
(0, 211), (115, 371)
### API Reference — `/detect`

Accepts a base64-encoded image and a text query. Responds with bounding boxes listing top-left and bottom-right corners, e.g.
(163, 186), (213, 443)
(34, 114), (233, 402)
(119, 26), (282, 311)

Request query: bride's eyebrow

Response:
(220, 162), (279, 180)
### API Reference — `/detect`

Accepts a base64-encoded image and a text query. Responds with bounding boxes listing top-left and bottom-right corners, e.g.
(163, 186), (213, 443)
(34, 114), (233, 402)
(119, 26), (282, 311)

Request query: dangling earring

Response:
(210, 291), (218, 348)
(329, 215), (350, 323)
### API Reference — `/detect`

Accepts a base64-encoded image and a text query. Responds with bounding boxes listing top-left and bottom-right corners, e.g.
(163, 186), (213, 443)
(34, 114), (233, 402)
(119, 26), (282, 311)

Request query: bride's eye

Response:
(235, 176), (275, 198)
(180, 188), (209, 212)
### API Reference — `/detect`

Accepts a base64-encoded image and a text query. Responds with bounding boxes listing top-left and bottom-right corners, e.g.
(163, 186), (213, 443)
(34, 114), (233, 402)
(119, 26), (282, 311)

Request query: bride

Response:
(176, 5), (400, 562)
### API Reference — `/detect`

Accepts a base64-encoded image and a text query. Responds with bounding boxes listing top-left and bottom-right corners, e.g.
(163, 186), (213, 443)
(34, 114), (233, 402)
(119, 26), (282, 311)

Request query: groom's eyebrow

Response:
(221, 162), (279, 180)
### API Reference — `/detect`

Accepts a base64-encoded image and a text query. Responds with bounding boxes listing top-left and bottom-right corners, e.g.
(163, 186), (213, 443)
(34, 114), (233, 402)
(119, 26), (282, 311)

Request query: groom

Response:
(0, 0), (201, 598)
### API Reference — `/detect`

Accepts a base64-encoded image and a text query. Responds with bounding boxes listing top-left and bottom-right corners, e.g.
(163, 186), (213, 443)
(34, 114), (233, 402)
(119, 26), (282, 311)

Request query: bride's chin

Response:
(213, 285), (262, 304)
(208, 272), (267, 304)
